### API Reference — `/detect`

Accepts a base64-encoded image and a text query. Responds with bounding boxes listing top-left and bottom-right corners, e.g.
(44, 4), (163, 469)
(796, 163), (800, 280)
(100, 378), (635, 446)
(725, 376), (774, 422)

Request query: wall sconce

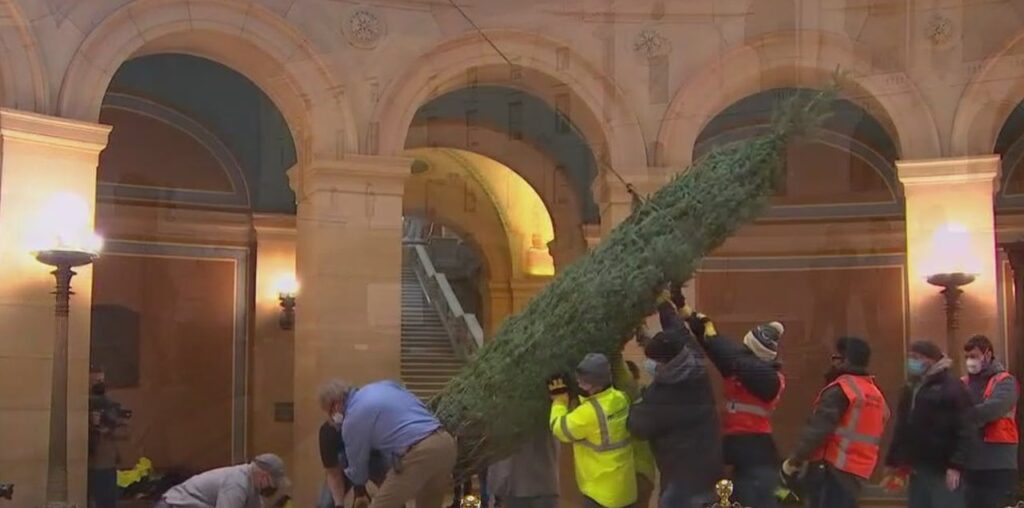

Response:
(274, 274), (298, 331)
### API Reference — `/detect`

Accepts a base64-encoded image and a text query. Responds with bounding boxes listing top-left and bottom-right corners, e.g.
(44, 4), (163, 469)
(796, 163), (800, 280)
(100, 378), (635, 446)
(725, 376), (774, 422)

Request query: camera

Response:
(89, 396), (132, 427)
(0, 483), (14, 500)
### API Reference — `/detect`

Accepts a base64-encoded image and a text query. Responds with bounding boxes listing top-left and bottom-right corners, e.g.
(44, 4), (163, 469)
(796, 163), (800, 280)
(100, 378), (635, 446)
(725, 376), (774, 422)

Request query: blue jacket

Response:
(342, 381), (441, 485)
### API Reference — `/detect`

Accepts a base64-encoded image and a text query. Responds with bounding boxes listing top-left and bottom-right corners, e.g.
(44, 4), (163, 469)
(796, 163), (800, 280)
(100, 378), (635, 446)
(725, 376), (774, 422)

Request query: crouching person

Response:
(157, 454), (290, 508)
(549, 353), (637, 508)
(323, 379), (458, 508)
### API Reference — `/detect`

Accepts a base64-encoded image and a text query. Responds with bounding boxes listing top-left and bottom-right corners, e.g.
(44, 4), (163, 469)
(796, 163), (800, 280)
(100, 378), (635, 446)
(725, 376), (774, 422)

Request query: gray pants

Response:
(909, 469), (965, 508)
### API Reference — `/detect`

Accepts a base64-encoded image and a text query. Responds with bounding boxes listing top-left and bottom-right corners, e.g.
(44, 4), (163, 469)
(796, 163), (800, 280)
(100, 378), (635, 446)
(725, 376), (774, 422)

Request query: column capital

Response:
(253, 213), (296, 239)
(287, 155), (413, 202)
(897, 155), (1000, 188)
(0, 108), (110, 153)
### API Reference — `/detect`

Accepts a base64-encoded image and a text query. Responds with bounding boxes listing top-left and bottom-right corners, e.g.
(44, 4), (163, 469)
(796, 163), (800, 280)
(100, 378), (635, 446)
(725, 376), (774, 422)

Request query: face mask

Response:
(907, 358), (928, 377)
(824, 365), (842, 383)
(259, 486), (278, 498)
(91, 383), (106, 396)
(965, 358), (983, 375)
(331, 412), (344, 426)
(643, 359), (658, 377)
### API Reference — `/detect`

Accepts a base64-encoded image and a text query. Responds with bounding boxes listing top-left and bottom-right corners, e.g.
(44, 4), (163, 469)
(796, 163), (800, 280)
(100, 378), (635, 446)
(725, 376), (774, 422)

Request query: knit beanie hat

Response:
(837, 336), (872, 368)
(910, 340), (943, 361)
(576, 353), (612, 387)
(644, 328), (687, 363)
(743, 321), (784, 361)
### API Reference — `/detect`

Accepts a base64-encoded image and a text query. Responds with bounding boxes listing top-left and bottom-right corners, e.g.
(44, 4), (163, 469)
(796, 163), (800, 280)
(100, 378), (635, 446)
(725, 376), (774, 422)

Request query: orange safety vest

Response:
(723, 372), (786, 435)
(961, 372), (1019, 444)
(810, 374), (888, 480)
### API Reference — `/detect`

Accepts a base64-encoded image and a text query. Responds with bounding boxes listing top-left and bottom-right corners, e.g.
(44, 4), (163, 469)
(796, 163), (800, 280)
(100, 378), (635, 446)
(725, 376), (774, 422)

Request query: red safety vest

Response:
(722, 372), (785, 435)
(961, 372), (1019, 444)
(810, 374), (888, 480)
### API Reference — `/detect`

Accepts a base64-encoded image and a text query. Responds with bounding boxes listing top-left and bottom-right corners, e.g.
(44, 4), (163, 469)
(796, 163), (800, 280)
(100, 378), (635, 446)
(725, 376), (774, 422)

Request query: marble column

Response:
(0, 109), (110, 508)
(897, 155), (1000, 359)
(289, 155), (410, 506)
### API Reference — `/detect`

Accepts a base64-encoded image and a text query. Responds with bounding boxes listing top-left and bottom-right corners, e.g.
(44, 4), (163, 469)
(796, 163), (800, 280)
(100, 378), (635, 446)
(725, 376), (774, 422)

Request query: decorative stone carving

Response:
(925, 13), (955, 48)
(344, 9), (386, 49)
(633, 29), (671, 59)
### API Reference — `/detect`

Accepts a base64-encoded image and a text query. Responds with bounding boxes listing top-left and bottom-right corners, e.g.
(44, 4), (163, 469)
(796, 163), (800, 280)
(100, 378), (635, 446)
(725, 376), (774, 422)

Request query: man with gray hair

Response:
(157, 454), (290, 508)
(320, 378), (456, 508)
(317, 380), (387, 508)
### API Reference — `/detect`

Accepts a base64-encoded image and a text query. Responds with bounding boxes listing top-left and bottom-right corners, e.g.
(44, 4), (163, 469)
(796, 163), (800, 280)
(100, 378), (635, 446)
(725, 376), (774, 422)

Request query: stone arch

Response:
(951, 29), (1024, 156)
(0, 0), (47, 110)
(656, 31), (941, 167)
(372, 30), (648, 175)
(57, 0), (358, 164)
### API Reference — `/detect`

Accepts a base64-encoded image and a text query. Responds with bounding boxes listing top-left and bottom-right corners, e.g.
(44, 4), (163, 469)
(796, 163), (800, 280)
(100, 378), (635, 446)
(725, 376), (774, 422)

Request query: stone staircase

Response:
(401, 262), (465, 400)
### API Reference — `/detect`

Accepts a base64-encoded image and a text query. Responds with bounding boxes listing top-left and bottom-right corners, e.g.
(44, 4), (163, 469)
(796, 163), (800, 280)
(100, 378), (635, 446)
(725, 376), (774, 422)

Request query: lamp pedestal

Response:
(927, 272), (977, 353)
(35, 249), (97, 508)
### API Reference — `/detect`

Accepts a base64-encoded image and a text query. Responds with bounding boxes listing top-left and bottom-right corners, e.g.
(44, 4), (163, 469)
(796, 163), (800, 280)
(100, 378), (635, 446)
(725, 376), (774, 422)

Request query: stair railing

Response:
(408, 244), (484, 360)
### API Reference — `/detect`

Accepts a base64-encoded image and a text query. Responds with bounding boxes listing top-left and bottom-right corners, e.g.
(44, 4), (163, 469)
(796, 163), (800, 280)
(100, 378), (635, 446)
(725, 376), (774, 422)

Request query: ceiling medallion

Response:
(925, 13), (955, 47)
(633, 29), (671, 59)
(345, 9), (386, 49)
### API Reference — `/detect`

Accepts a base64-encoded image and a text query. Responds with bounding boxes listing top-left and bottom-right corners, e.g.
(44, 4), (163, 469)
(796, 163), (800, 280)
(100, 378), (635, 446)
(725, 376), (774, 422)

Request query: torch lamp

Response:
(926, 272), (977, 350)
(30, 197), (103, 508)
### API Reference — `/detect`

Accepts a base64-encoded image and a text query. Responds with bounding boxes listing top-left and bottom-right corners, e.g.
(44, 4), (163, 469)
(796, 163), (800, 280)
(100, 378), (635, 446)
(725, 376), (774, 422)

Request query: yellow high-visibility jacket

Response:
(550, 387), (637, 508)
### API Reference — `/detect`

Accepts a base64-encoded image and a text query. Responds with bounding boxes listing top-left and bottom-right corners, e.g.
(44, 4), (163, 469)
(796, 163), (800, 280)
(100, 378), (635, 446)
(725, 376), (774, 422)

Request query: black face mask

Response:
(259, 486), (278, 498)
(91, 383), (106, 396)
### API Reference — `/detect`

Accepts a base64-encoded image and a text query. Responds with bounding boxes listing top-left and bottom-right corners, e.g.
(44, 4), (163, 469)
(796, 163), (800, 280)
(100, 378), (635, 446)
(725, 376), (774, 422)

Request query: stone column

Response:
(289, 155), (410, 506)
(897, 155), (1000, 358)
(0, 109), (110, 508)
(486, 281), (514, 335)
(509, 277), (553, 313)
(251, 215), (297, 463)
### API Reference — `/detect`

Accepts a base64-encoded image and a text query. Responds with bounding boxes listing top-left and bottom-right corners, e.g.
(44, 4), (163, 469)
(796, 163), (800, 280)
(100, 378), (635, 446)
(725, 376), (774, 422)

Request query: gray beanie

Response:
(576, 353), (612, 387)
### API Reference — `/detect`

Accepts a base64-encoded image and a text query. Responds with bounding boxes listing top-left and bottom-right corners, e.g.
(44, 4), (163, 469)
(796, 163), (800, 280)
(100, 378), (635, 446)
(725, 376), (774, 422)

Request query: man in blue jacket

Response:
(319, 379), (457, 508)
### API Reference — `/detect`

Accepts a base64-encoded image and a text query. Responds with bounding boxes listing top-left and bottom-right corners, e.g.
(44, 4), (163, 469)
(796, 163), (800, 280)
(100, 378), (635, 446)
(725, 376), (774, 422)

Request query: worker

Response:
(549, 353), (637, 508)
(783, 336), (889, 508)
(156, 454), (290, 508)
(698, 320), (786, 508)
(884, 340), (972, 508)
(623, 360), (656, 508)
(960, 334), (1020, 508)
(627, 291), (723, 508)
(322, 379), (457, 508)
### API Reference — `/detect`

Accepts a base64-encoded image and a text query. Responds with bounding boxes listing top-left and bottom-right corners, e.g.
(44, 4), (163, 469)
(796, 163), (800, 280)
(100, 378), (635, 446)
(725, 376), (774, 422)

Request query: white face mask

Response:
(965, 358), (983, 375)
(331, 412), (344, 426)
(643, 359), (658, 377)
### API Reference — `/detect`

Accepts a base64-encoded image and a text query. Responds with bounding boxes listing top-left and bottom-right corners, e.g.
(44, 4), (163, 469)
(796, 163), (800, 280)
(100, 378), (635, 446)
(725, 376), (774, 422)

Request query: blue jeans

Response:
(733, 464), (779, 508)
(909, 469), (965, 508)
(87, 468), (117, 508)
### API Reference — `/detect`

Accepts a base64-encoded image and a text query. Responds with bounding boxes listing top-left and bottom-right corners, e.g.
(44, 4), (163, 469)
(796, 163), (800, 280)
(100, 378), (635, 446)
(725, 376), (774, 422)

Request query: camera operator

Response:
(88, 366), (130, 508)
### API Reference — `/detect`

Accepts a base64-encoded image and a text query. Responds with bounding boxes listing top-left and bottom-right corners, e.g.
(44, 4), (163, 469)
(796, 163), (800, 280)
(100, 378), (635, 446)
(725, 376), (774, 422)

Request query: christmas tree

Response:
(432, 87), (838, 474)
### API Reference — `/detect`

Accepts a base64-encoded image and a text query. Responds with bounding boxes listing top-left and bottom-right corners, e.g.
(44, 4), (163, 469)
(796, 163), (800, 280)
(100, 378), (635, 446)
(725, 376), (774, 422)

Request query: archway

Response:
(952, 28), (1024, 156)
(656, 30), (941, 167)
(373, 30), (648, 176)
(91, 52), (298, 471)
(57, 0), (356, 164)
(0, 0), (46, 110)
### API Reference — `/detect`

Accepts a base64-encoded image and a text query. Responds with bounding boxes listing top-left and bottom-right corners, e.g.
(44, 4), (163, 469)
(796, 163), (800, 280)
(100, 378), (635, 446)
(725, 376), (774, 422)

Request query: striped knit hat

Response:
(743, 322), (784, 361)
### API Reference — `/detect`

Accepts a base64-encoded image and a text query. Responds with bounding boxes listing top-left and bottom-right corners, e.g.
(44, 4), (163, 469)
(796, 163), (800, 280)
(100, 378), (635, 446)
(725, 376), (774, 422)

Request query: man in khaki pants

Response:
(319, 379), (457, 508)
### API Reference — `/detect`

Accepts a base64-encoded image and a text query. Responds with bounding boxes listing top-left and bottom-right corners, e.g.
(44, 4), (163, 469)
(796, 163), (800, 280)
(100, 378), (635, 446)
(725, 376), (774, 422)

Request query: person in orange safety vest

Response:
(697, 320), (786, 508)
(782, 336), (889, 508)
(960, 334), (1019, 508)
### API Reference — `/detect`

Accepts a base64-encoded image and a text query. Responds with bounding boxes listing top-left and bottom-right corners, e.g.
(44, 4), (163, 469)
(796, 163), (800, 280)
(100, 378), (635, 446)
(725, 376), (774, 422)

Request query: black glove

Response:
(686, 313), (709, 340)
(547, 374), (570, 399)
(669, 281), (686, 309)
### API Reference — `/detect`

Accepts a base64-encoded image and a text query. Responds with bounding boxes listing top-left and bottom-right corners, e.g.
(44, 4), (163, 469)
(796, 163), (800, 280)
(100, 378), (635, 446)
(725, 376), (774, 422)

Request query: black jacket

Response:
(628, 302), (723, 492)
(885, 358), (973, 472)
(702, 336), (782, 467)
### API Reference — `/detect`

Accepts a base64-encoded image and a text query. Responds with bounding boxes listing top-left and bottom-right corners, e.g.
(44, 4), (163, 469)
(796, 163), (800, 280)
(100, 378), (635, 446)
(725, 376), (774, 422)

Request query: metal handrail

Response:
(407, 244), (484, 358)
